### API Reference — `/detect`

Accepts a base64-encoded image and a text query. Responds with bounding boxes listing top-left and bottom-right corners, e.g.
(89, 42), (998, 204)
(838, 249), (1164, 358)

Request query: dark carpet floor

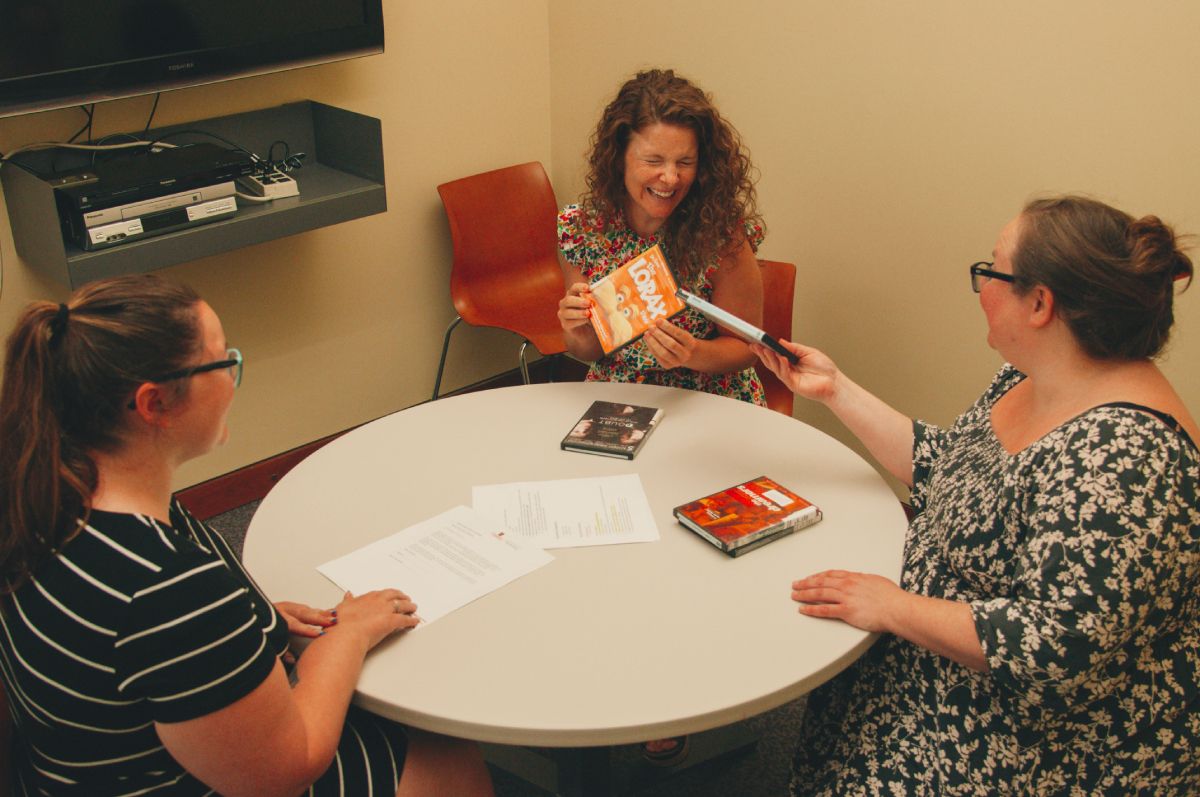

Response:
(207, 500), (803, 796)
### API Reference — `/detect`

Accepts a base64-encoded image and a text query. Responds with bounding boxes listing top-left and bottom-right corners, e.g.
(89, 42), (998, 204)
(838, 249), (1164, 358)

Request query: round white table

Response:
(244, 382), (906, 783)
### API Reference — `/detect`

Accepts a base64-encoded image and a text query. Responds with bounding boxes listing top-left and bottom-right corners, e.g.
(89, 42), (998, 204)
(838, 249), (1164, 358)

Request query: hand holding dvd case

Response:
(588, 245), (686, 354)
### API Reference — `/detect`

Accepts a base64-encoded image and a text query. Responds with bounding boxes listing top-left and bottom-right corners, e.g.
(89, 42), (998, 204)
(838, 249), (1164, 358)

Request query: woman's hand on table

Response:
(274, 601), (337, 639)
(793, 571), (989, 671)
(331, 589), (421, 650)
(790, 570), (905, 633)
(557, 282), (594, 333)
(643, 318), (699, 369)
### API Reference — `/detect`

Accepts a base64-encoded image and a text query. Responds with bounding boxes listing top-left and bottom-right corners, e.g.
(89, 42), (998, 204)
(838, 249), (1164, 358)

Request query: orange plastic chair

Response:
(756, 259), (797, 416)
(432, 162), (567, 400)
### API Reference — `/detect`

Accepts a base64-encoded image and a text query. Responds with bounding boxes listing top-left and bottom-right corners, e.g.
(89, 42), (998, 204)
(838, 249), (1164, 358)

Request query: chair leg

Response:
(432, 316), (464, 400)
(518, 341), (532, 385)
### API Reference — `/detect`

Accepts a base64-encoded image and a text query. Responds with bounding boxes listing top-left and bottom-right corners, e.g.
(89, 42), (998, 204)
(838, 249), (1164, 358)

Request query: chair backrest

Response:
(756, 259), (796, 416)
(436, 162), (566, 356)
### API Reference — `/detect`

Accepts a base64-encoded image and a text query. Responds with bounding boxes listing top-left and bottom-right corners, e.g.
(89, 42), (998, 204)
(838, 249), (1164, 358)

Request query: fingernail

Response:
(319, 630), (326, 636)
(331, 610), (337, 617)
(330, 617), (338, 625)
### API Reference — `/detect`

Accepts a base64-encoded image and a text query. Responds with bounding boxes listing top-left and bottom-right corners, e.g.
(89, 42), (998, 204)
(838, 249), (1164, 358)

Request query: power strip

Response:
(237, 169), (299, 200)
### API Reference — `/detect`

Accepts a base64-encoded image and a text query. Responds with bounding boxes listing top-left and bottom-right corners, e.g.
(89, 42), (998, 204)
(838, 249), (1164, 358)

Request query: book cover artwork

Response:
(588, 244), (686, 354)
(561, 401), (664, 460)
(674, 475), (822, 556)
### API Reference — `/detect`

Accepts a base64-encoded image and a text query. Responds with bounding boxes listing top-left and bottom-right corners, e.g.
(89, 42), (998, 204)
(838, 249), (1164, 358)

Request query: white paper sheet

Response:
(472, 473), (659, 549)
(316, 505), (553, 625)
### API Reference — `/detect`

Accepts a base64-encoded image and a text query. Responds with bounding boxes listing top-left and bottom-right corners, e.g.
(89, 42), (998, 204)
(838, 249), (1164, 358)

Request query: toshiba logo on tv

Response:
(167, 62), (196, 72)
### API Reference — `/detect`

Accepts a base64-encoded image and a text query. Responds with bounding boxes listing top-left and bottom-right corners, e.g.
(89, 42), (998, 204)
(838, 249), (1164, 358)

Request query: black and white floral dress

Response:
(791, 365), (1200, 796)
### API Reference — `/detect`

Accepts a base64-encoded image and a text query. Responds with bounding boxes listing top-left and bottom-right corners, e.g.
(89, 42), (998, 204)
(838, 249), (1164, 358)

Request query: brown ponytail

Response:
(0, 274), (201, 592)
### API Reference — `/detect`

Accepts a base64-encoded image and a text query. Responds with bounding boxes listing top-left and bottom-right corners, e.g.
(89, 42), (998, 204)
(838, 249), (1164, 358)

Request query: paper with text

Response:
(472, 474), (659, 549)
(316, 505), (553, 625)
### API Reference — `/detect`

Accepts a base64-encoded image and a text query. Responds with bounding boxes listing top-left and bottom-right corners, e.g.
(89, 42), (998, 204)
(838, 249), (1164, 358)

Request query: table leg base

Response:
(483, 724), (758, 796)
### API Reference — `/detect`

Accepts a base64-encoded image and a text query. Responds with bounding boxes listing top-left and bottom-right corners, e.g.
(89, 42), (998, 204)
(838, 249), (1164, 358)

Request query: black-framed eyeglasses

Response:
(969, 261), (1018, 293)
(127, 348), (243, 410)
(154, 348), (243, 388)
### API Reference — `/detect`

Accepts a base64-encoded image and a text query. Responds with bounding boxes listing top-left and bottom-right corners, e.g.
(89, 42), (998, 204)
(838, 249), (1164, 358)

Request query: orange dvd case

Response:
(588, 244), (686, 354)
(673, 476), (823, 556)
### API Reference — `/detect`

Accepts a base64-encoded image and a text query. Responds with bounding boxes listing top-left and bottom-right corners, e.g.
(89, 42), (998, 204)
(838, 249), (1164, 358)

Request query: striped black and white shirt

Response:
(0, 500), (287, 796)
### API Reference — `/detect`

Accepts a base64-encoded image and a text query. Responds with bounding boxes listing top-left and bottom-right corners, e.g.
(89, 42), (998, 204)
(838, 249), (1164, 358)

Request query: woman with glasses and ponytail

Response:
(755, 196), (1199, 796)
(0, 274), (493, 796)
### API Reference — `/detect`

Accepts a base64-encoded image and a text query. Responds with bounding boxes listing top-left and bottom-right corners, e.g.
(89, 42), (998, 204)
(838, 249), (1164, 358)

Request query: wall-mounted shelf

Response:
(1, 101), (386, 287)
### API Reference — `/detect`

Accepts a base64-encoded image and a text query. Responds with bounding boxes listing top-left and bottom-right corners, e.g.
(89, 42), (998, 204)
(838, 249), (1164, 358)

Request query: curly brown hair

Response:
(580, 68), (763, 281)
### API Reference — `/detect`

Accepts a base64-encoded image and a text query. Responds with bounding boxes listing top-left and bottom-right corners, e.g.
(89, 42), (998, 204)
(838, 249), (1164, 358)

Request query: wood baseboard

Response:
(176, 355), (588, 520)
(174, 432), (347, 520)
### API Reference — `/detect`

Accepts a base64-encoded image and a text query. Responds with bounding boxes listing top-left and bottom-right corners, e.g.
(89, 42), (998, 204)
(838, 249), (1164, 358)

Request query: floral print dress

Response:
(558, 204), (767, 406)
(791, 365), (1200, 796)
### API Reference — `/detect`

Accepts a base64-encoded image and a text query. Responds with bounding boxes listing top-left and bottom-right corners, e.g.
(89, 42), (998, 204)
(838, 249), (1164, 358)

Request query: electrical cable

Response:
(89, 132), (154, 167)
(234, 191), (274, 204)
(0, 140), (169, 170)
(53, 105), (96, 173)
(149, 129), (262, 166)
(142, 93), (161, 135)
(66, 106), (95, 145)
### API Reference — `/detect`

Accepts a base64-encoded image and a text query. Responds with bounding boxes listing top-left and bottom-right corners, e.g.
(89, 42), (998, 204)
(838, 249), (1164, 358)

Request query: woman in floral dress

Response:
(755, 195), (1199, 795)
(557, 68), (768, 407)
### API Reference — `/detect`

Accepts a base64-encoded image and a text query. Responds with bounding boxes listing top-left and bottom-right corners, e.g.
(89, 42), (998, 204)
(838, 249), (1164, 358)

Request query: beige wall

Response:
(549, 0), (1200, 490)
(1, 1), (1197, 494)
(0, 1), (554, 488)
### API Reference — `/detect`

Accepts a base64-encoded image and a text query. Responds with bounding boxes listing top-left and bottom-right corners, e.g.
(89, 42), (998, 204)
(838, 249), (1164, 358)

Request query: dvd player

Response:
(82, 181), (236, 228)
(83, 196), (239, 251)
(56, 143), (253, 212)
(51, 143), (253, 250)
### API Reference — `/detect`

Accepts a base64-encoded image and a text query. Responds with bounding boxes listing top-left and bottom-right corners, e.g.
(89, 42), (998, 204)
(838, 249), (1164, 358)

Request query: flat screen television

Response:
(0, 1), (384, 119)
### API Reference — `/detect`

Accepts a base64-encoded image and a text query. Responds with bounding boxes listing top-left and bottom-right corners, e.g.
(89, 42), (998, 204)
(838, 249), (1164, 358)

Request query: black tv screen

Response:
(0, 1), (384, 118)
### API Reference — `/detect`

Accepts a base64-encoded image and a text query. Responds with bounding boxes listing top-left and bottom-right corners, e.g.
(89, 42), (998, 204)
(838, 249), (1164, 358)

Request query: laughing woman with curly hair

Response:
(557, 68), (769, 406)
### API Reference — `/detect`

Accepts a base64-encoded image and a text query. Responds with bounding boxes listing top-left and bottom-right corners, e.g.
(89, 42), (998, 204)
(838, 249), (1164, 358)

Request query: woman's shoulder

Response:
(989, 363), (1025, 395)
(1023, 402), (1200, 504)
(1067, 403), (1199, 458)
(962, 364), (1024, 416)
(558, 202), (583, 226)
(77, 508), (222, 584)
(700, 220), (768, 286)
(742, 218), (765, 253)
(83, 508), (186, 555)
(558, 203), (587, 255)
(558, 203), (604, 245)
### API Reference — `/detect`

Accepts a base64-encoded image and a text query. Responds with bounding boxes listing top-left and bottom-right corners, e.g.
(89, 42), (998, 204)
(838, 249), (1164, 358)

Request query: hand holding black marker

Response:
(675, 289), (800, 365)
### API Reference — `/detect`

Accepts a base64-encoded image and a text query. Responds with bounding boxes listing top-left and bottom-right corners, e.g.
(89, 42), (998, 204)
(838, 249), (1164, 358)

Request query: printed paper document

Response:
(472, 473), (659, 549)
(316, 505), (553, 625)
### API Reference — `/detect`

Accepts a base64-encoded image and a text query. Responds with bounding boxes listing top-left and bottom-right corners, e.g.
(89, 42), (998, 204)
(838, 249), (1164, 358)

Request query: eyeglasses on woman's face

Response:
(127, 348), (243, 410)
(154, 348), (243, 388)
(969, 261), (1018, 293)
